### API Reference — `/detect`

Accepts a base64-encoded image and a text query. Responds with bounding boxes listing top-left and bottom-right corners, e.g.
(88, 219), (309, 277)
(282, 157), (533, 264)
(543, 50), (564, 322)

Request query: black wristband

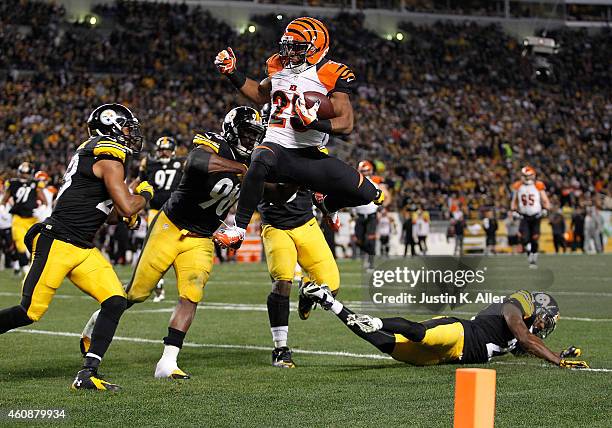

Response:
(227, 70), (247, 89)
(140, 191), (152, 203)
(310, 119), (333, 134)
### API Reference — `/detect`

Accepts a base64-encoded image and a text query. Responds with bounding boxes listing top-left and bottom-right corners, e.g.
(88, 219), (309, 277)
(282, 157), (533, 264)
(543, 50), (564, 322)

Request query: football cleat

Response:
(71, 368), (120, 392)
(153, 289), (165, 303)
(297, 279), (315, 320)
(213, 226), (246, 249)
(272, 347), (296, 368)
(299, 281), (334, 311)
(154, 359), (190, 379)
(346, 314), (383, 333)
(312, 192), (341, 232)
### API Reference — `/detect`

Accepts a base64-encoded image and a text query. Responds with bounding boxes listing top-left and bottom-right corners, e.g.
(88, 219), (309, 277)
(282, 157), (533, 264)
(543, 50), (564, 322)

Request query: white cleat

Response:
(154, 358), (190, 379)
(153, 289), (165, 303)
(346, 314), (383, 333)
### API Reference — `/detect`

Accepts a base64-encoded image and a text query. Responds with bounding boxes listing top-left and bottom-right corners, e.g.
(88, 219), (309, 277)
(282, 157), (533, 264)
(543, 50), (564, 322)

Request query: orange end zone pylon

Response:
(453, 368), (496, 428)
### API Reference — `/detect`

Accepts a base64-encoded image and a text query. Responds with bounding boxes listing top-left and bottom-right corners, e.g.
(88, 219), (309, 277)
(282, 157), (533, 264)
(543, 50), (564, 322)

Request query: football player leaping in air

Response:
(0, 104), (152, 390)
(511, 166), (551, 268)
(136, 136), (185, 302)
(213, 17), (383, 249)
(81, 107), (265, 379)
(301, 284), (589, 369)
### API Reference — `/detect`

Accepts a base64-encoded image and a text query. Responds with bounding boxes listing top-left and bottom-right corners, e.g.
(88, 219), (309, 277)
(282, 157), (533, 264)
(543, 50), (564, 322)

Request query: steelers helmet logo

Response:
(533, 292), (552, 307)
(100, 109), (118, 125)
(226, 109), (237, 123)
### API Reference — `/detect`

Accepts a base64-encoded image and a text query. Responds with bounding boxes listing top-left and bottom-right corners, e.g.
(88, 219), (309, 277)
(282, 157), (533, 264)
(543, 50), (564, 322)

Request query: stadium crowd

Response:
(1, 1), (610, 223)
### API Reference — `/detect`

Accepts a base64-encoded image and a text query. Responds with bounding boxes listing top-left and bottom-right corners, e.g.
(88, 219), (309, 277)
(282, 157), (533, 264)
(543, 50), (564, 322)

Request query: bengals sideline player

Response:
(214, 17), (383, 249)
(510, 166), (550, 268)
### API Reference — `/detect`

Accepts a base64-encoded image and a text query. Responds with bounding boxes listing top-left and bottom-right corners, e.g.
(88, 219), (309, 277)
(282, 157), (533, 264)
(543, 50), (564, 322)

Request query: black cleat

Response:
(299, 281), (335, 311)
(272, 347), (296, 368)
(71, 368), (120, 392)
(298, 279), (315, 320)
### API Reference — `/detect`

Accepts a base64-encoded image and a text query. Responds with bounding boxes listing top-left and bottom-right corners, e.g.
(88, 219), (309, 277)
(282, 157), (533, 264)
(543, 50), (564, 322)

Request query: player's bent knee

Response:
(100, 295), (128, 323)
(272, 280), (291, 296)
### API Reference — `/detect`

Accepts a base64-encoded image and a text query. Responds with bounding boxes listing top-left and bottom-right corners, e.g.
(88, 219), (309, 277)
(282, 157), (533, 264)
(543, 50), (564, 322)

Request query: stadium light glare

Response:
(248, 24), (256, 34)
(89, 16), (98, 26)
(276, 14), (283, 20)
(395, 32), (404, 41)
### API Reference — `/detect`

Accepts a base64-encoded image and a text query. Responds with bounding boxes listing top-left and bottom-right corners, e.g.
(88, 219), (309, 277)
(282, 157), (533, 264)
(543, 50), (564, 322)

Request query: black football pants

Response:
(235, 142), (378, 229)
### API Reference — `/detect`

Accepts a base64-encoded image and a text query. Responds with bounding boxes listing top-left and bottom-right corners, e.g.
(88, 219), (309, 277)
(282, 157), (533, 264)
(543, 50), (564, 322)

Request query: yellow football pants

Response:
(147, 209), (159, 227)
(12, 215), (38, 253)
(262, 217), (339, 292)
(21, 233), (126, 321)
(127, 210), (214, 304)
(390, 317), (465, 365)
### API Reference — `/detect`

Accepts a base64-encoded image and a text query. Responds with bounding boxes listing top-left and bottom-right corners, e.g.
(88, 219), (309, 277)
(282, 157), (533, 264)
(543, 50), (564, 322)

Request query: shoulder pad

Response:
(535, 181), (546, 191)
(92, 138), (128, 163)
(193, 132), (225, 153)
(512, 181), (522, 190)
(317, 60), (356, 94)
(266, 54), (283, 77)
(507, 290), (535, 318)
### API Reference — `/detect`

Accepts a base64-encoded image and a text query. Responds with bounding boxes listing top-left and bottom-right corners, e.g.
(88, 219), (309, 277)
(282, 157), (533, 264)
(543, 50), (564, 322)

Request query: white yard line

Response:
(10, 329), (611, 373)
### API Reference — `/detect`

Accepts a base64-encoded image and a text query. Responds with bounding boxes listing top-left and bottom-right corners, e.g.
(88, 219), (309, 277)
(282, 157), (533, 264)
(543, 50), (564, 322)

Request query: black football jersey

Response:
(258, 189), (314, 230)
(163, 132), (241, 237)
(460, 290), (536, 363)
(7, 178), (40, 217)
(42, 136), (130, 248)
(139, 156), (184, 210)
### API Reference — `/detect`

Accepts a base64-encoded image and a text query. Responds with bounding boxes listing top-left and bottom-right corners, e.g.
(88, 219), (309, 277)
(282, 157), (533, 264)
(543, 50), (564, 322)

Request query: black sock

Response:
(235, 153), (274, 229)
(381, 317), (426, 342)
(17, 252), (28, 268)
(87, 296), (127, 361)
(267, 292), (290, 328)
(531, 240), (539, 254)
(325, 180), (378, 213)
(0, 305), (33, 334)
(163, 327), (186, 348)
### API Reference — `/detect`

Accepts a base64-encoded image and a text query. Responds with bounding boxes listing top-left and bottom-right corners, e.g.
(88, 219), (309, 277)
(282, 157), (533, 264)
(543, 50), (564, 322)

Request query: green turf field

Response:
(0, 254), (610, 427)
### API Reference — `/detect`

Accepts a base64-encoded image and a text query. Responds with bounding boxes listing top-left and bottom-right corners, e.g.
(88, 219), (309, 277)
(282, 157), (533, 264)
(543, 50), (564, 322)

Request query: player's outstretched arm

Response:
(214, 47), (270, 105)
(197, 145), (248, 175)
(94, 159), (152, 217)
(503, 303), (561, 365)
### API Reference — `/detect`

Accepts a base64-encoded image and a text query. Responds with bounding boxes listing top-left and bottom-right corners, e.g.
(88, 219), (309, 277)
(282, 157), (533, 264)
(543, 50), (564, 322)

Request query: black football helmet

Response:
(155, 136), (176, 164)
(87, 103), (143, 153)
(222, 106), (265, 159)
(531, 292), (560, 339)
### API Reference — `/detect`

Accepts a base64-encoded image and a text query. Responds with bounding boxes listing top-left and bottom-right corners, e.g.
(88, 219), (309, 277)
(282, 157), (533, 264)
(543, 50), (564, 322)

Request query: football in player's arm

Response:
(0, 103), (152, 391)
(300, 285), (589, 369)
(213, 17), (383, 250)
(81, 107), (263, 380)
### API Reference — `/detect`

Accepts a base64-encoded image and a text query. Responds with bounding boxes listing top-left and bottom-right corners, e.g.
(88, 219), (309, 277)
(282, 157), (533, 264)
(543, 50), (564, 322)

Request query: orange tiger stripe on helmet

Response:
(282, 17), (330, 67)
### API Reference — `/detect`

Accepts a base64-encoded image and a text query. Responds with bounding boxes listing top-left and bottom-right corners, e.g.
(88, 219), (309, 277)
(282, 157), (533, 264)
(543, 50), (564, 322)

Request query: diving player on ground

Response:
(0, 103), (152, 390)
(511, 166), (551, 268)
(214, 17), (383, 249)
(301, 285), (589, 369)
(137, 136), (184, 302)
(81, 107), (264, 379)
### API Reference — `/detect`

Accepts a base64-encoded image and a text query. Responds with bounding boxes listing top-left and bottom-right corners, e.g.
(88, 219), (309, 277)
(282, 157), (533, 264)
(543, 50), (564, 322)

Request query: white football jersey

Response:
(514, 180), (546, 216)
(34, 187), (54, 221)
(264, 55), (354, 149)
